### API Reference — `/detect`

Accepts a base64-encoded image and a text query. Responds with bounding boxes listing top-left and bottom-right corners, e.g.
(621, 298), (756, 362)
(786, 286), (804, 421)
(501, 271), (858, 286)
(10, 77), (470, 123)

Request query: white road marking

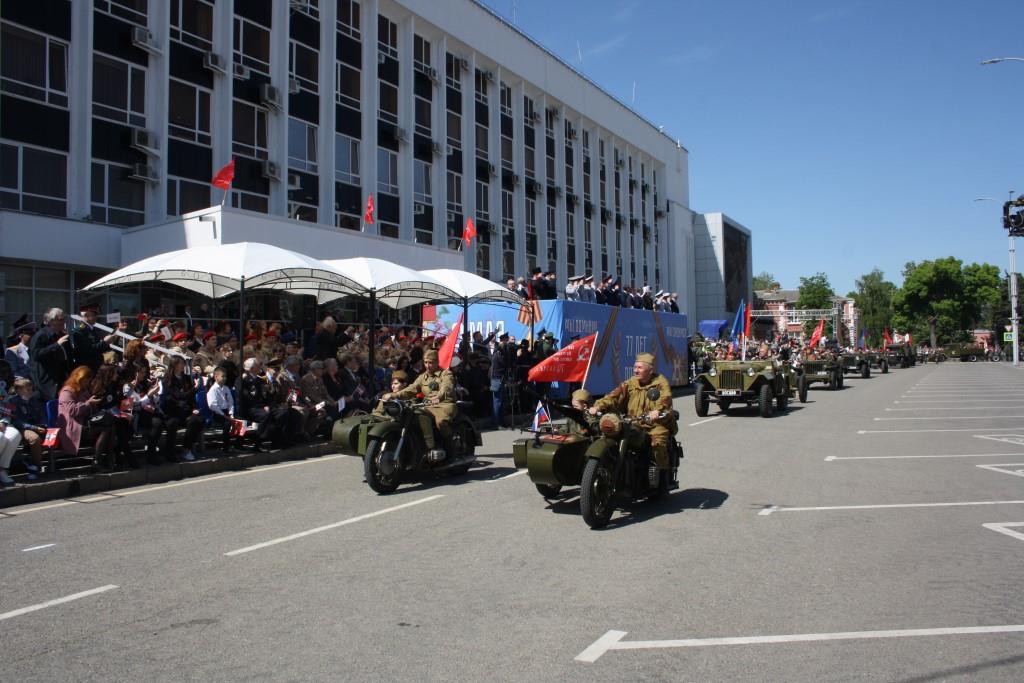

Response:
(758, 500), (1024, 516)
(225, 494), (444, 556)
(0, 585), (118, 622)
(3, 454), (351, 517)
(575, 625), (1024, 663)
(982, 522), (1024, 543)
(874, 416), (1024, 421)
(860, 428), (1024, 434)
(885, 406), (1024, 411)
(825, 453), (1024, 461)
(894, 399), (1024, 403)
(974, 434), (1024, 446)
(976, 464), (1024, 479)
(485, 469), (529, 482)
(21, 544), (56, 552)
(689, 416), (725, 427)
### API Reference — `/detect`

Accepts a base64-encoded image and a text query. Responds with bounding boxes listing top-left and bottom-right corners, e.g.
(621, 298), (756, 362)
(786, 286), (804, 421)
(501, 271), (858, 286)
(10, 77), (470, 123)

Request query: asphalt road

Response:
(2, 360), (1024, 682)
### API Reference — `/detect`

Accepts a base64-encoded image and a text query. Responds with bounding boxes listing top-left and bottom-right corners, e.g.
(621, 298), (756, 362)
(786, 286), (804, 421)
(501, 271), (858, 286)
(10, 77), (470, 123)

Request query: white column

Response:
(572, 114), (585, 275)
(319, 0), (337, 225)
(397, 14), (415, 242)
(267, 0), (290, 216)
(433, 36), (447, 247)
(360, 0), (379, 235)
(552, 104), (566, 288)
(211, 0), (234, 207)
(587, 126), (602, 275)
(461, 53), (475, 272)
(488, 67), (501, 278)
(146, 5), (169, 221)
(67, 0), (93, 219)
(512, 80), (527, 278)
(536, 94), (548, 273)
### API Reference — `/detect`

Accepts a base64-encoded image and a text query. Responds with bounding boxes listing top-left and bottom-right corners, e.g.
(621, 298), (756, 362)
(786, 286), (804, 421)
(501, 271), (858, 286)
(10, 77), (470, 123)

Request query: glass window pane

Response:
(233, 101), (254, 145)
(168, 80), (195, 128)
(91, 163), (104, 203)
(93, 57), (127, 110)
(36, 290), (69, 313)
(1, 265), (33, 287)
(49, 42), (67, 92)
(35, 267), (70, 289)
(0, 144), (17, 190)
(108, 167), (144, 210)
(21, 148), (66, 198)
(1, 25), (46, 86)
(180, 180), (209, 213)
(130, 67), (145, 114)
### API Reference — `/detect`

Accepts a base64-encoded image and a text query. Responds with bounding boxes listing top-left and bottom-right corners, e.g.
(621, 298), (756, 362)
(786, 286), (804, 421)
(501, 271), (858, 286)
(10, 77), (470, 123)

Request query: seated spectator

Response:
(57, 366), (115, 470)
(206, 367), (241, 453)
(239, 357), (278, 451)
(5, 327), (33, 379)
(270, 355), (309, 441)
(0, 401), (22, 485)
(156, 355), (205, 462)
(299, 360), (336, 436)
(322, 358), (345, 404)
(91, 364), (135, 469)
(8, 378), (46, 480)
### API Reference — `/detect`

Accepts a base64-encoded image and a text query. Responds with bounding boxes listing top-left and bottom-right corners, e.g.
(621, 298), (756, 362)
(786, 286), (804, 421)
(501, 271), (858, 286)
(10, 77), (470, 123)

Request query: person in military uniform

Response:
(589, 352), (677, 471)
(383, 349), (456, 455)
(70, 303), (116, 372)
(567, 388), (596, 436)
(373, 369), (409, 415)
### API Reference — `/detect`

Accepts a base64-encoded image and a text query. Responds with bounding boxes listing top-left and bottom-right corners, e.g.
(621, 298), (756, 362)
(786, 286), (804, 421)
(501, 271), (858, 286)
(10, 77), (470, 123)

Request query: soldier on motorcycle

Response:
(382, 349), (456, 459)
(589, 352), (677, 475)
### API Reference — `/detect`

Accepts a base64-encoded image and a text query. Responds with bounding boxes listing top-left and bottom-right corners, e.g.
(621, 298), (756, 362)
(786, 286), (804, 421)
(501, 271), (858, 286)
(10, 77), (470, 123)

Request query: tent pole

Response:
(237, 276), (245, 394)
(368, 289), (377, 395)
(462, 297), (470, 357)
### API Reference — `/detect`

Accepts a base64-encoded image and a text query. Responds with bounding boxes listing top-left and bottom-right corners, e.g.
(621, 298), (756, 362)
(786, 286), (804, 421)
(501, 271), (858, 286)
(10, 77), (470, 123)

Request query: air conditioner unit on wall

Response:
(484, 70), (494, 83)
(288, 78), (300, 94)
(287, 172), (302, 190)
(131, 26), (161, 55)
(203, 52), (227, 74)
(428, 67), (438, 83)
(262, 160), (281, 181)
(414, 202), (426, 215)
(130, 128), (159, 155)
(392, 127), (408, 144)
(233, 63), (251, 79)
(530, 111), (541, 124)
(459, 57), (470, 71)
(488, 163), (497, 176)
(130, 163), (159, 183)
(260, 84), (283, 110)
(432, 142), (443, 156)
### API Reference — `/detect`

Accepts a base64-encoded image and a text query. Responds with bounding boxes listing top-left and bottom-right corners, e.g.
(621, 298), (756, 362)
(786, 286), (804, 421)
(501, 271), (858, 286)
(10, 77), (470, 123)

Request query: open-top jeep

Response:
(864, 351), (889, 373)
(840, 352), (871, 378)
(694, 360), (796, 418)
(944, 342), (988, 362)
(794, 357), (842, 401)
(885, 343), (916, 368)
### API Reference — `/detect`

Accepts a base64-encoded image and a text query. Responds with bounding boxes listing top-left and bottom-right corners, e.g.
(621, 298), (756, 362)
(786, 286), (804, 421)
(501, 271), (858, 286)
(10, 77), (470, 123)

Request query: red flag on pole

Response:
(882, 328), (892, 351)
(808, 318), (826, 349)
(527, 332), (598, 383)
(211, 159), (235, 190)
(438, 313), (463, 370)
(364, 194), (375, 224)
(462, 217), (476, 245)
(744, 301), (752, 338)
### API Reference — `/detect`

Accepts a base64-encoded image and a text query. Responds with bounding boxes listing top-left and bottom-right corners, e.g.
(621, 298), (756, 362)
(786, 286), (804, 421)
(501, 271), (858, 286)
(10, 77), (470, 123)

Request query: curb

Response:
(0, 442), (338, 511)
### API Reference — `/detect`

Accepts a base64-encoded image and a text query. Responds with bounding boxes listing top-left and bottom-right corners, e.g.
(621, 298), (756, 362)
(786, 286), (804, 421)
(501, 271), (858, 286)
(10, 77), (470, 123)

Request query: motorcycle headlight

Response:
(747, 367), (756, 377)
(599, 414), (622, 437)
(708, 367), (717, 377)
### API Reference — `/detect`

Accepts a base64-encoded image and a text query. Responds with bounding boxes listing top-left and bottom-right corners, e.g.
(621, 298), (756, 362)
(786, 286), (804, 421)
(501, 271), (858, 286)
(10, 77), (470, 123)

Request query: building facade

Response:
(693, 212), (752, 325)
(0, 0), (731, 335)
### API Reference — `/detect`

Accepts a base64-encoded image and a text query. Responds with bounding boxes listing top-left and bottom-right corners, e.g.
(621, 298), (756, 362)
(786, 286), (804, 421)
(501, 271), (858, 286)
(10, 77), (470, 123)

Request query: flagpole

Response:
(581, 331), (598, 388)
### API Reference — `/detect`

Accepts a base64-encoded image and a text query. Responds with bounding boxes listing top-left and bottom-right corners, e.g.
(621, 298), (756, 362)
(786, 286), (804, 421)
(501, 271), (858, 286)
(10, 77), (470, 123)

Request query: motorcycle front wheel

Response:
(364, 436), (402, 494)
(580, 458), (615, 529)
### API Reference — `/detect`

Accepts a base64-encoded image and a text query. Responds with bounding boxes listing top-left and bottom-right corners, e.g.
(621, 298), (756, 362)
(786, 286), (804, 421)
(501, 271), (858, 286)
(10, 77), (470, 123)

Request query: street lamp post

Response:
(975, 196), (1019, 366)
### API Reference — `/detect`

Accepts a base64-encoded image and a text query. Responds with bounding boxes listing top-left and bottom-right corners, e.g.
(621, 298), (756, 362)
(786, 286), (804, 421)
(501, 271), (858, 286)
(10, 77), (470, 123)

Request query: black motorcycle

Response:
(362, 399), (481, 494)
(580, 411), (682, 529)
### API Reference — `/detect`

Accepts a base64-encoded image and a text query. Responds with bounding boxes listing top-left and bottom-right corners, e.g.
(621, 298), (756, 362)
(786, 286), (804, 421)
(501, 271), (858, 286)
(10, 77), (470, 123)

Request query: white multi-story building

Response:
(0, 0), (747, 333)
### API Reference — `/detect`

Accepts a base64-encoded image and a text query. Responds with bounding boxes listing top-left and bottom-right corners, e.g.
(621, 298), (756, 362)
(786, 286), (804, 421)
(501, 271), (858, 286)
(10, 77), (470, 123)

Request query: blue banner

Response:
(426, 300), (689, 396)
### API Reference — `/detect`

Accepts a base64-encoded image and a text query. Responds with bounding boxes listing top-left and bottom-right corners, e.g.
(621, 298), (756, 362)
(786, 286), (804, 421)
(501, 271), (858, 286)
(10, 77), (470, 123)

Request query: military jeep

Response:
(865, 351), (889, 374)
(794, 357), (842, 402)
(694, 360), (796, 418)
(885, 343), (916, 368)
(840, 352), (871, 378)
(945, 342), (987, 362)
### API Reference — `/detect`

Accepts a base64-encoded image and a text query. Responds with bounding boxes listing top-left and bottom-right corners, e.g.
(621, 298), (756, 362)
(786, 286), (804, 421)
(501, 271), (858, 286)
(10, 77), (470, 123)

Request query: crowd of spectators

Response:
(506, 268), (681, 312)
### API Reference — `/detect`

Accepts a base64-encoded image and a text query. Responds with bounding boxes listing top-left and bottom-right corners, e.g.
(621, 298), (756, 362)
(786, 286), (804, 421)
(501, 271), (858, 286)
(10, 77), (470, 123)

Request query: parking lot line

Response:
(885, 406), (1024, 411)
(0, 585), (118, 622)
(574, 624), (1024, 663)
(757, 500), (1024, 516)
(689, 416), (724, 427)
(484, 469), (529, 482)
(859, 428), (1024, 434)
(982, 522), (1024, 543)
(874, 416), (1024, 421)
(825, 453), (1024, 461)
(976, 464), (1024, 479)
(224, 495), (444, 556)
(894, 399), (1024, 403)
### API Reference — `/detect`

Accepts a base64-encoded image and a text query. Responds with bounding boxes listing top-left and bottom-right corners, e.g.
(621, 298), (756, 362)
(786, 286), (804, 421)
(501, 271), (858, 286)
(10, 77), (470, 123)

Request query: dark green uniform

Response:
(394, 368), (456, 449)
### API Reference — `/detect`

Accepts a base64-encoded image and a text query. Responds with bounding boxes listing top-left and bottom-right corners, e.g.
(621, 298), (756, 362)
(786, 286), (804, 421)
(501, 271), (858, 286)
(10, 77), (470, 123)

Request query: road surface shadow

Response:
(544, 487), (729, 529)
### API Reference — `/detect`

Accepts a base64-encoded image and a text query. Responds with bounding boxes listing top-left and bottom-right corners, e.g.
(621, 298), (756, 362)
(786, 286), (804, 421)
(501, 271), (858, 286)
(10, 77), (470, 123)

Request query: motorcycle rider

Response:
(383, 349), (456, 459)
(372, 370), (409, 415)
(588, 352), (676, 480)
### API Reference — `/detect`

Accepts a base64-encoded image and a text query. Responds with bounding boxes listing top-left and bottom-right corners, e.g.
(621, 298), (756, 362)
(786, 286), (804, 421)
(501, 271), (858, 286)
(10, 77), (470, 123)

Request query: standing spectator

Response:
(70, 303), (116, 371)
(29, 308), (71, 401)
(313, 317), (353, 361)
(489, 333), (511, 428)
(5, 325), (34, 379)
(514, 277), (530, 300)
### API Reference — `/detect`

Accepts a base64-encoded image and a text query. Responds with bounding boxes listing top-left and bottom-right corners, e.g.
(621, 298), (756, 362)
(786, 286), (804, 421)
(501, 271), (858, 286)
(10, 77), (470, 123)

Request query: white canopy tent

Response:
(421, 268), (526, 355)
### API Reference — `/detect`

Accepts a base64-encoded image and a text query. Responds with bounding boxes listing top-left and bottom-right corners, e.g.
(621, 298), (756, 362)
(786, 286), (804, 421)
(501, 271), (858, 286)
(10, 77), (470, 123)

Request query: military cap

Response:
(571, 389), (593, 403)
(584, 274), (594, 282)
(424, 349), (439, 362)
(635, 352), (656, 366)
(392, 369), (409, 382)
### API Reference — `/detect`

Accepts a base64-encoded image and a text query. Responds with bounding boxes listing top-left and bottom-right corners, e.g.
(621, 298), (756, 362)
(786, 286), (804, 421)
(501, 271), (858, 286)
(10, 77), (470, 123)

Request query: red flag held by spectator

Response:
(808, 318), (826, 349)
(364, 194), (375, 224)
(438, 314), (463, 370)
(43, 428), (60, 448)
(462, 217), (476, 245)
(528, 333), (598, 383)
(211, 159), (235, 190)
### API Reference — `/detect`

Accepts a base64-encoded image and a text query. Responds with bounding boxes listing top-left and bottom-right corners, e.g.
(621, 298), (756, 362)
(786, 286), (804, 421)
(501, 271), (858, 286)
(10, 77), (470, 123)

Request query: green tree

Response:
(962, 262), (1004, 330)
(850, 268), (896, 347)
(753, 271), (780, 291)
(798, 272), (835, 337)
(892, 257), (969, 347)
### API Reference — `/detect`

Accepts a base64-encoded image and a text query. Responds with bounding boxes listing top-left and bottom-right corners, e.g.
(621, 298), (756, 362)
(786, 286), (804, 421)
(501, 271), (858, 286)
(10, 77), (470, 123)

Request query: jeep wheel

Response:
(535, 483), (562, 498)
(758, 384), (774, 418)
(991, 352), (1002, 362)
(775, 388), (789, 412)
(968, 354), (978, 362)
(718, 398), (732, 413)
(830, 371), (840, 391)
(694, 384), (709, 417)
(881, 360), (889, 374)
(838, 372), (845, 389)
(860, 362), (870, 379)
(797, 375), (808, 403)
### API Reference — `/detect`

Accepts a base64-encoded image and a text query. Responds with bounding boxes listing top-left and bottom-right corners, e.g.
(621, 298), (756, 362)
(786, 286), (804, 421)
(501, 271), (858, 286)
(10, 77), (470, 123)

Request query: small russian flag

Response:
(532, 400), (550, 431)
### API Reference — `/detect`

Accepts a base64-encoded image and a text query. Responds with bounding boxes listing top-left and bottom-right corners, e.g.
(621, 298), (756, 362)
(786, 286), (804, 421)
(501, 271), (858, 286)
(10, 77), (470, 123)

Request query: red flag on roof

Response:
(364, 194), (375, 224)
(437, 313), (463, 370)
(462, 217), (477, 246)
(211, 159), (235, 190)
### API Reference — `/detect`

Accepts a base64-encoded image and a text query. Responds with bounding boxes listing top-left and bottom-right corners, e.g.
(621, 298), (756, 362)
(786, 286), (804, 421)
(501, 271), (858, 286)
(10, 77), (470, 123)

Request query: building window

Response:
(90, 161), (145, 227)
(415, 225), (433, 246)
(547, 205), (557, 272)
(230, 189), (269, 213)
(566, 212), (576, 274)
(378, 81), (398, 124)
(0, 23), (68, 108)
(288, 118), (318, 173)
(232, 100), (268, 159)
(379, 221), (399, 239)
(335, 134), (359, 184)
(167, 176), (210, 217)
(335, 211), (360, 231)
(414, 160), (431, 204)
(336, 62), (360, 108)
(525, 197), (537, 269)
(289, 201), (318, 223)
(170, 0), (214, 50)
(377, 148), (398, 195)
(168, 79), (211, 146)
(289, 40), (319, 93)
(474, 69), (489, 105)
(415, 96), (431, 137)
(523, 96), (535, 125)
(0, 143), (67, 217)
(475, 180), (489, 220)
(445, 53), (461, 91)
(337, 0), (361, 39)
(446, 170), (462, 212)
(475, 123), (488, 160)
(476, 231), (491, 280)
(499, 83), (512, 117)
(584, 218), (593, 270)
(292, 0), (319, 19)
(233, 16), (271, 75)
(446, 111), (461, 150)
(377, 15), (397, 58)
(93, 55), (145, 127)
(96, 0), (147, 26)
(501, 136), (513, 171)
(414, 35), (431, 71)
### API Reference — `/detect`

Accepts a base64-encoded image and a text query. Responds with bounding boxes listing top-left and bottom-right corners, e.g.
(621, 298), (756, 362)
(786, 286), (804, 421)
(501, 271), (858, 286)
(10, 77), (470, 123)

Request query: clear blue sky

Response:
(480, 0), (1024, 295)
